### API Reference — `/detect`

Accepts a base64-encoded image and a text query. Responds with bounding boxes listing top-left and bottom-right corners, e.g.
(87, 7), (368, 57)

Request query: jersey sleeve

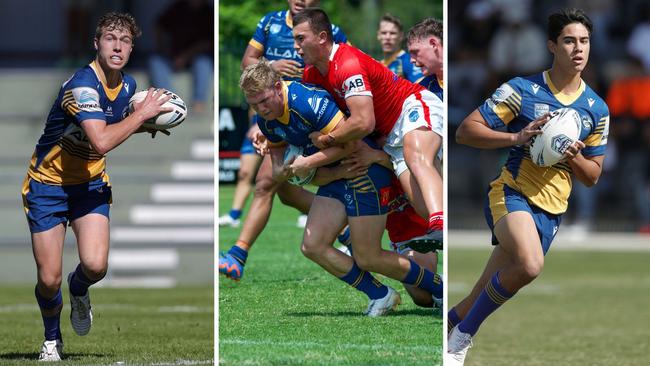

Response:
(249, 13), (271, 52)
(60, 74), (105, 125)
(581, 105), (609, 157)
(303, 88), (344, 134)
(337, 53), (372, 99)
(331, 24), (347, 44)
(255, 115), (285, 147)
(478, 79), (523, 129)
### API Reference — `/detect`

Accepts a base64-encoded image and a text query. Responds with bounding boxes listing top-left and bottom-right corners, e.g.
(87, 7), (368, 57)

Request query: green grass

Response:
(218, 185), (442, 366)
(0, 286), (213, 366)
(450, 247), (650, 366)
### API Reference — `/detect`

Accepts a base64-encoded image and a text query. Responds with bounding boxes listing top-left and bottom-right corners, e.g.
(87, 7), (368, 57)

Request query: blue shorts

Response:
(240, 135), (255, 155)
(484, 182), (561, 255)
(22, 176), (112, 233)
(316, 164), (392, 217)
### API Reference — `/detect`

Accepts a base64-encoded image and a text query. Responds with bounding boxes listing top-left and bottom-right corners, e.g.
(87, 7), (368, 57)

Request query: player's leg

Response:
(219, 152), (262, 228)
(400, 250), (438, 308)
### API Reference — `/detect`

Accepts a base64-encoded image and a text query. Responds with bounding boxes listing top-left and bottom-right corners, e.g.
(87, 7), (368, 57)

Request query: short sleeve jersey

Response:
(249, 10), (347, 80)
(418, 75), (443, 101)
(303, 43), (425, 136)
(479, 71), (609, 214)
(256, 81), (344, 156)
(27, 61), (136, 185)
(381, 50), (423, 83)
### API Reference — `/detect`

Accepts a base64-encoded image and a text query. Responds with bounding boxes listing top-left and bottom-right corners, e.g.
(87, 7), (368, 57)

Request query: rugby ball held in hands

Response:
(284, 144), (315, 186)
(529, 107), (581, 167)
(129, 89), (187, 130)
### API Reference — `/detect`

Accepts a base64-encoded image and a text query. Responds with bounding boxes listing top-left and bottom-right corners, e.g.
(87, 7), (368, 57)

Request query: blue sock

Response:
(402, 259), (443, 299)
(228, 245), (248, 265)
(458, 272), (513, 336)
(448, 307), (462, 332)
(337, 226), (351, 246)
(35, 286), (62, 341)
(69, 264), (101, 296)
(339, 262), (388, 300)
(229, 209), (242, 220)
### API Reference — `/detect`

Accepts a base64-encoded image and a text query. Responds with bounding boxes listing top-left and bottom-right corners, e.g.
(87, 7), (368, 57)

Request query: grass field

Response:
(218, 185), (442, 366)
(0, 286), (213, 366)
(450, 246), (650, 366)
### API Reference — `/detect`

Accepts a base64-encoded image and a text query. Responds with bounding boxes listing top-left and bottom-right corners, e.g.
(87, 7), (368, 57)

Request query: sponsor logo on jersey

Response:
(72, 87), (102, 112)
(292, 93), (297, 101)
(124, 82), (130, 94)
(587, 98), (595, 107)
(408, 110), (420, 122)
(266, 47), (300, 60)
(534, 103), (549, 118)
(531, 83), (540, 94)
(269, 24), (281, 34)
(342, 74), (367, 96)
(487, 83), (515, 109)
(581, 114), (592, 131)
(105, 105), (113, 117)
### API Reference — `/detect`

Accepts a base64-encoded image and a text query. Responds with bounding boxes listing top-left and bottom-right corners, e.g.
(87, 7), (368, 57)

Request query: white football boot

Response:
(218, 214), (240, 228)
(365, 286), (401, 317)
(446, 325), (473, 366)
(38, 339), (63, 361)
(296, 214), (308, 228)
(67, 272), (93, 336)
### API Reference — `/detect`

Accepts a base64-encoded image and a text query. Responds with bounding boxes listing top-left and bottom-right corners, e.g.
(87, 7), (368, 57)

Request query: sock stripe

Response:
(486, 279), (509, 304)
(413, 267), (425, 287)
(351, 271), (365, 288)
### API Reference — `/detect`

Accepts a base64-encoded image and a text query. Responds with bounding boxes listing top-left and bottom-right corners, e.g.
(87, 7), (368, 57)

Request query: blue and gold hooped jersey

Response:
(27, 61), (136, 186)
(479, 71), (609, 215)
(249, 10), (347, 80)
(256, 81), (344, 156)
(418, 74), (443, 101)
(381, 50), (423, 83)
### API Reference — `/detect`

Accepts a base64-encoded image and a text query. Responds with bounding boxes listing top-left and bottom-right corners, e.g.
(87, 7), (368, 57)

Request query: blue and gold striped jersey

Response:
(27, 61), (136, 185)
(418, 74), (443, 101)
(381, 50), (423, 83)
(249, 10), (347, 80)
(256, 81), (344, 156)
(479, 71), (609, 214)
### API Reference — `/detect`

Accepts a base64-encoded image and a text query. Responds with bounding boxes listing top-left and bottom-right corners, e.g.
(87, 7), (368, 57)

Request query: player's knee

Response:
(300, 241), (321, 260)
(515, 259), (544, 284)
(254, 175), (277, 197)
(237, 168), (254, 183)
(38, 273), (62, 292)
(82, 261), (108, 281)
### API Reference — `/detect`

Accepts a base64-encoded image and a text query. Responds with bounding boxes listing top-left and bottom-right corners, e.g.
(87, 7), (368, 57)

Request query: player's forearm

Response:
(310, 166), (345, 186)
(84, 113), (148, 155)
(300, 143), (354, 169)
(329, 116), (374, 144)
(456, 118), (518, 149)
(568, 154), (603, 187)
(241, 45), (263, 71)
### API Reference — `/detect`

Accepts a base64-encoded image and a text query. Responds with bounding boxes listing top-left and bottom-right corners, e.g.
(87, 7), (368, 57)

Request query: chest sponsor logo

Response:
(266, 47), (300, 60)
(341, 74), (367, 96)
(534, 103), (549, 118)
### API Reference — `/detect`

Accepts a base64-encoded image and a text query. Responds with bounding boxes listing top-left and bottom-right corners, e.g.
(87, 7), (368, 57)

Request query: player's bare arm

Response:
(291, 140), (356, 177)
(312, 96), (375, 149)
(456, 109), (549, 149)
(82, 88), (172, 155)
(241, 45), (302, 78)
(269, 145), (292, 182)
(567, 151), (604, 187)
(340, 140), (393, 171)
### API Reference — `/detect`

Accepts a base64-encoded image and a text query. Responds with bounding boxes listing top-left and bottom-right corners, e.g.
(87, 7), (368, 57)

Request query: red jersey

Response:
(303, 43), (425, 136)
(385, 177), (428, 243)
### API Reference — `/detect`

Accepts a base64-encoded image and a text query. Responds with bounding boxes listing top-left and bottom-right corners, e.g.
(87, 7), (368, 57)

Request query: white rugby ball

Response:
(283, 144), (316, 186)
(529, 108), (581, 167)
(129, 89), (187, 130)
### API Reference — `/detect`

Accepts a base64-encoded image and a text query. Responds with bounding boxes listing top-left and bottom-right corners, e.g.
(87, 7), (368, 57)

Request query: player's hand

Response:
(337, 162), (368, 179)
(560, 140), (586, 162)
(309, 131), (335, 149)
(340, 141), (377, 171)
(252, 131), (269, 156)
(246, 124), (261, 140)
(273, 163), (293, 182)
(515, 113), (550, 146)
(270, 59), (303, 79)
(290, 155), (312, 177)
(132, 88), (173, 123)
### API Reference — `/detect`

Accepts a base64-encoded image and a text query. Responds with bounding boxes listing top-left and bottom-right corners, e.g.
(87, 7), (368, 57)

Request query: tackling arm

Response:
(315, 96), (375, 148)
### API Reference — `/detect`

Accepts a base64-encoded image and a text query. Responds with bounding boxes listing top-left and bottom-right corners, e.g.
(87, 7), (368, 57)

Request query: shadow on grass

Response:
(0, 352), (109, 361)
(287, 308), (440, 317)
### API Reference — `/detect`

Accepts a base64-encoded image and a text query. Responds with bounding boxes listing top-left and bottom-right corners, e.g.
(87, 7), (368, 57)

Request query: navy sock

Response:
(339, 262), (388, 300)
(458, 272), (513, 336)
(228, 245), (248, 265)
(337, 226), (351, 246)
(35, 287), (62, 341)
(229, 209), (242, 220)
(69, 264), (101, 296)
(402, 259), (443, 299)
(448, 307), (462, 333)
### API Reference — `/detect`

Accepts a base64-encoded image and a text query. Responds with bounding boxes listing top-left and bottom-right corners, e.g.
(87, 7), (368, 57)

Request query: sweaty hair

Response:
(95, 12), (142, 41)
(547, 8), (592, 42)
(240, 60), (282, 96)
(380, 13), (403, 32)
(406, 18), (442, 45)
(293, 8), (334, 43)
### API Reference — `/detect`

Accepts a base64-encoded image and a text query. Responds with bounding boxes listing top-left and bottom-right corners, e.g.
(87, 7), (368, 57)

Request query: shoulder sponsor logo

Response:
(408, 110), (420, 123)
(486, 83), (514, 109)
(79, 90), (96, 104)
(587, 98), (595, 107)
(342, 74), (367, 96)
(534, 103), (549, 118)
(531, 83), (540, 94)
(72, 87), (102, 112)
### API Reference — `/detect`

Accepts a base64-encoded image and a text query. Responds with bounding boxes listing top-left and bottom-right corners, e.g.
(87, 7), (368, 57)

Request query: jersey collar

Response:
(285, 10), (292, 28)
(277, 81), (291, 125)
(381, 50), (404, 66)
(90, 60), (123, 102)
(329, 43), (340, 61)
(543, 70), (585, 106)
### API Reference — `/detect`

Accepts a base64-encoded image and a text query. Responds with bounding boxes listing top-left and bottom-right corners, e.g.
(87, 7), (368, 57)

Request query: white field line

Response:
(0, 303), (211, 313)
(220, 338), (441, 354)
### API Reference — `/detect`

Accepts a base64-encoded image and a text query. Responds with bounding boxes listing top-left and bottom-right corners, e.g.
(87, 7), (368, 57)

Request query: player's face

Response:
(94, 27), (133, 71)
(548, 22), (590, 74)
(408, 36), (441, 77)
(377, 21), (402, 54)
(288, 0), (317, 16)
(245, 83), (284, 120)
(294, 22), (323, 66)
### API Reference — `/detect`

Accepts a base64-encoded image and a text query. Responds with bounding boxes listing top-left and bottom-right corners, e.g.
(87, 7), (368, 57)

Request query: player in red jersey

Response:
(293, 8), (444, 245)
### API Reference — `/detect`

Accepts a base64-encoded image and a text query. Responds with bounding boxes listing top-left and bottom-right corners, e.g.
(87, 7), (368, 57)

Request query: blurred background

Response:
(449, 0), (650, 237)
(0, 0), (214, 288)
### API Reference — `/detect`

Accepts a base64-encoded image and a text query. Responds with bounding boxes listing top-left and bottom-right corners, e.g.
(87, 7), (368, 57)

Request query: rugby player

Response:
(406, 17), (443, 100)
(22, 13), (172, 361)
(377, 13), (423, 83)
(219, 0), (348, 280)
(447, 8), (609, 364)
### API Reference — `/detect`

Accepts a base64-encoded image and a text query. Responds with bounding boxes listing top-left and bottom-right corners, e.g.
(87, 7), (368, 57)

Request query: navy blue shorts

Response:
(484, 180), (562, 255)
(22, 176), (112, 233)
(240, 135), (255, 155)
(316, 164), (392, 217)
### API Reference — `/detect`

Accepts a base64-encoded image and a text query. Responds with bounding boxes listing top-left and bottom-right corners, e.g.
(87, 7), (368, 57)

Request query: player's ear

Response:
(93, 38), (99, 51)
(547, 39), (556, 55)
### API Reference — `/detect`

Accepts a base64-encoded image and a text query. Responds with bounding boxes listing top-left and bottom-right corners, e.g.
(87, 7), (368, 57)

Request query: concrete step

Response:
(130, 205), (213, 225)
(150, 183), (213, 203)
